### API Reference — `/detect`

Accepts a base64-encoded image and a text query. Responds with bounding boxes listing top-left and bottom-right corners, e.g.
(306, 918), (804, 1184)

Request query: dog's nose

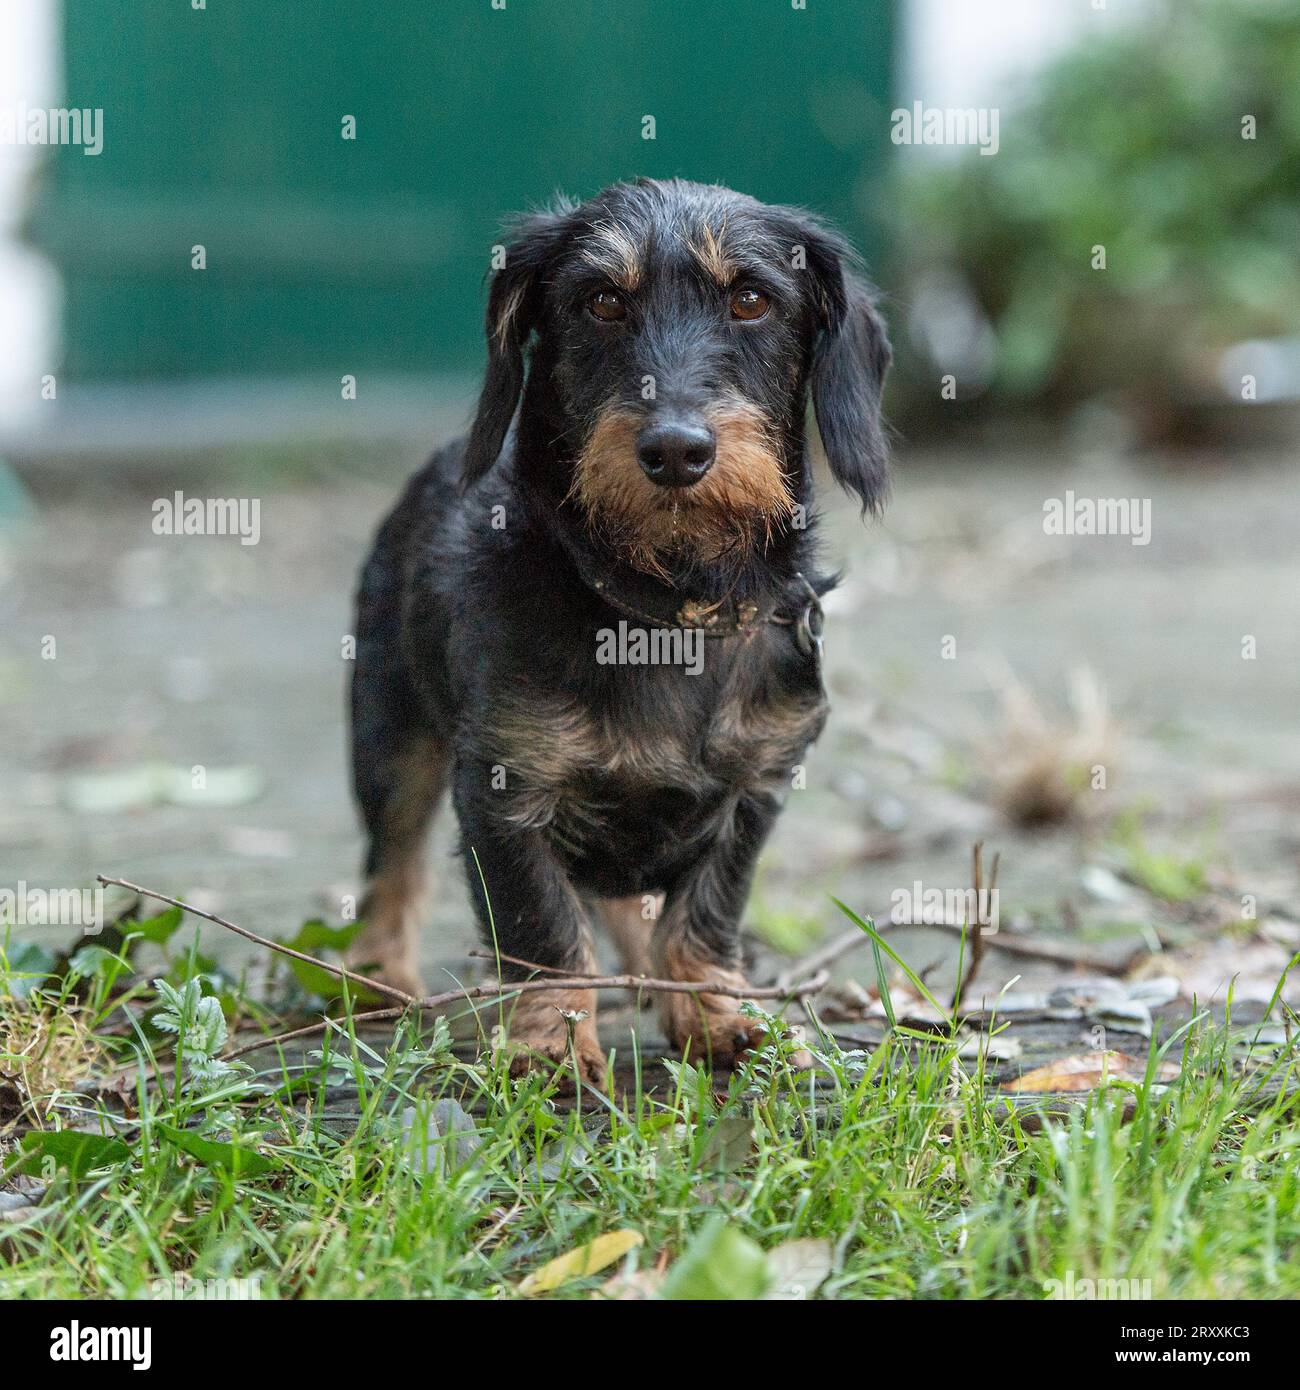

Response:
(636, 419), (716, 488)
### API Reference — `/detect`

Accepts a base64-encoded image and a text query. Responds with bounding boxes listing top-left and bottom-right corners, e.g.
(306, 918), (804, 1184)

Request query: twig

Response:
(223, 1008), (405, 1061)
(777, 923), (882, 989)
(783, 914), (1135, 988)
(952, 841), (998, 1009)
(96, 874), (829, 1065)
(466, 948), (583, 977)
(466, 947), (825, 999)
(220, 968), (829, 1065)
(413, 969), (829, 1011)
(96, 875), (415, 1006)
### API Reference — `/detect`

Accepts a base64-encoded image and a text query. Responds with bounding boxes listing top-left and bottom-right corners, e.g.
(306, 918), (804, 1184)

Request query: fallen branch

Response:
(97, 875), (828, 1065)
(782, 910), (1136, 989)
(223, 966), (828, 1062)
(222, 1008), (405, 1061)
(465, 947), (827, 999)
(221, 967), (829, 1065)
(97, 875), (415, 1006)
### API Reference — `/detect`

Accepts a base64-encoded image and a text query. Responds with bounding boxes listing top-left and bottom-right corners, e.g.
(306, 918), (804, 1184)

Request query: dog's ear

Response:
(461, 204), (573, 489)
(785, 217), (892, 514)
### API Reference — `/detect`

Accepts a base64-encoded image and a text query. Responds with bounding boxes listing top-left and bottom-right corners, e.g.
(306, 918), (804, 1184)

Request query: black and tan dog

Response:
(349, 178), (890, 1083)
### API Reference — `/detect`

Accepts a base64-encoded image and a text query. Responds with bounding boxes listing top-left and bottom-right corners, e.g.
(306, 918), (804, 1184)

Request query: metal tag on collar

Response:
(793, 573), (824, 661)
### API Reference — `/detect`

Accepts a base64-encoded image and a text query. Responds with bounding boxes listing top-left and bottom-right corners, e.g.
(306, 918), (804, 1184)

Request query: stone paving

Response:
(3, 441), (1298, 1032)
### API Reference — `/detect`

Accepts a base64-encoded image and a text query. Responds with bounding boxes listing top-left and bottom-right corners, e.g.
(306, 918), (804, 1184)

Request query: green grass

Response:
(4, 956), (1300, 1300)
(1111, 810), (1214, 904)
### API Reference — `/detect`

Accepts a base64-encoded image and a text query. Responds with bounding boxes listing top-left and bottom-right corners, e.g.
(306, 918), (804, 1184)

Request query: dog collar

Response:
(587, 575), (774, 637)
(771, 573), (826, 662)
(569, 543), (824, 651)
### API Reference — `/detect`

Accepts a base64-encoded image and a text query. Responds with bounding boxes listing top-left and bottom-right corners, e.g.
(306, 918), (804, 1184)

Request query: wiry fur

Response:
(349, 179), (890, 1083)
(570, 398), (793, 576)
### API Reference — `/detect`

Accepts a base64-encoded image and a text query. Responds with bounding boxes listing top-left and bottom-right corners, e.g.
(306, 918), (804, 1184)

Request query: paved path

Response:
(3, 443), (1298, 1028)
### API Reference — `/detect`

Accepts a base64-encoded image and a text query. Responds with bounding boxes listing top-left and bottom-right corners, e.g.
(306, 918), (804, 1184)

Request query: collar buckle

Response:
(792, 575), (824, 661)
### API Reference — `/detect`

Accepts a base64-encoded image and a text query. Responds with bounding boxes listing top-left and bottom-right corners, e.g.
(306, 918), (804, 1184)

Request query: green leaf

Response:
(0, 940), (59, 998)
(662, 1216), (771, 1300)
(131, 905), (185, 945)
(870, 937), (896, 1030)
(166, 951), (222, 986)
(282, 919), (375, 1001)
(287, 919), (365, 954)
(66, 945), (129, 989)
(156, 1124), (277, 1177)
(18, 1130), (131, 1178)
(698, 1115), (754, 1173)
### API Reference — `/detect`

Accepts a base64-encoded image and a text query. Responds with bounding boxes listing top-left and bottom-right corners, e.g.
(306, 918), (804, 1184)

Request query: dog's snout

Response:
(635, 419), (716, 488)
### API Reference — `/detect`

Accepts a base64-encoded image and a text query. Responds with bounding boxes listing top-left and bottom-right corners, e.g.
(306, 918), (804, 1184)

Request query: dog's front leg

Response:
(455, 773), (606, 1087)
(652, 793), (787, 1068)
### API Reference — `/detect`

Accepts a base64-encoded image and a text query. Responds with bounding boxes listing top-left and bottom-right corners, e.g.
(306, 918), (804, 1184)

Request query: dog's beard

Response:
(568, 400), (794, 580)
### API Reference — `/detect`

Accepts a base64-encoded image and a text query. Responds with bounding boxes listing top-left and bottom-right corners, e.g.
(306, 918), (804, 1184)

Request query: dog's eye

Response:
(730, 288), (770, 322)
(588, 290), (627, 323)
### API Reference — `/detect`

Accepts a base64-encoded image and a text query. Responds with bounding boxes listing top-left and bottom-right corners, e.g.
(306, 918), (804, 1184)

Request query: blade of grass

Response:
(831, 898), (949, 1019)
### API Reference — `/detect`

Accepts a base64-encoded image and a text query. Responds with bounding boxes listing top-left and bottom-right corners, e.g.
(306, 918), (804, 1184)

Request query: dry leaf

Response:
(762, 1238), (833, 1300)
(519, 1229), (644, 1296)
(699, 1116), (753, 1172)
(1006, 1050), (1177, 1093)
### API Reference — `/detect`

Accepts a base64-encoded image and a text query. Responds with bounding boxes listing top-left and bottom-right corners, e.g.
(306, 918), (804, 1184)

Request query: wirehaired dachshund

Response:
(349, 178), (890, 1083)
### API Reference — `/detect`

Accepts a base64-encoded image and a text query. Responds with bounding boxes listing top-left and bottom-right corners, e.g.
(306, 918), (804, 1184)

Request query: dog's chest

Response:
(489, 661), (827, 845)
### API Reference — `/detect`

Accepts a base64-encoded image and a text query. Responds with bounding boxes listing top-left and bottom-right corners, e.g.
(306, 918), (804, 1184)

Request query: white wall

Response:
(902, 0), (1147, 119)
(0, 0), (60, 425)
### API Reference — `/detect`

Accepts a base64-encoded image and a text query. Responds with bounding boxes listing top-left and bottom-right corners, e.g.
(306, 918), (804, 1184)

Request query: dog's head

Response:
(463, 179), (890, 576)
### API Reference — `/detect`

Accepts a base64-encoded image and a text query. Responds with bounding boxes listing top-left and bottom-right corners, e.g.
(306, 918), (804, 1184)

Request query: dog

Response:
(348, 178), (890, 1083)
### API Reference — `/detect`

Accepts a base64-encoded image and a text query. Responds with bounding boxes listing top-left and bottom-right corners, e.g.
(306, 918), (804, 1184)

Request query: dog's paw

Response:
(667, 1009), (766, 1069)
(502, 990), (606, 1091)
(507, 1033), (609, 1091)
(660, 982), (812, 1072)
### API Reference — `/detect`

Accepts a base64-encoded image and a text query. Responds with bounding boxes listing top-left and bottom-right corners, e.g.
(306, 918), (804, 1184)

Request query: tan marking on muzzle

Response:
(569, 400), (793, 575)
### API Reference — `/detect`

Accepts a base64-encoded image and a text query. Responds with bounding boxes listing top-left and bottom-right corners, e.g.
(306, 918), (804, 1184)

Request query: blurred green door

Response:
(31, 0), (895, 383)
